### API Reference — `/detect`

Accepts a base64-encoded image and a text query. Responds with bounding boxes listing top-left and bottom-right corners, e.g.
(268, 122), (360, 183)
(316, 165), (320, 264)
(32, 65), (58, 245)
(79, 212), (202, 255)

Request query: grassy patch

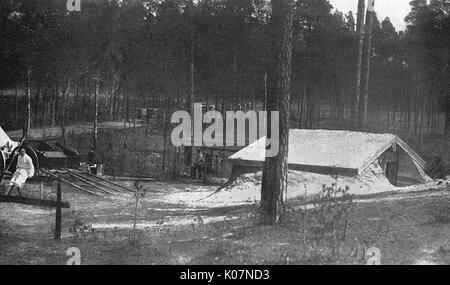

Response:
(1, 182), (450, 265)
(426, 198), (450, 225)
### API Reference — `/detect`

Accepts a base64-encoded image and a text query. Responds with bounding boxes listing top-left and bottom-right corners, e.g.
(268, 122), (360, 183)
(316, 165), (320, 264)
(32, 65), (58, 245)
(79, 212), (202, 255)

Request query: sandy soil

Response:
(1, 175), (450, 265)
(160, 163), (450, 208)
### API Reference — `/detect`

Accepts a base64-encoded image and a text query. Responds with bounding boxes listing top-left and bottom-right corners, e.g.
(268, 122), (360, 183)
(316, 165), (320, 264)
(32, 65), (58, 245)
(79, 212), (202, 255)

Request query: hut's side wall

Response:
(230, 164), (261, 181)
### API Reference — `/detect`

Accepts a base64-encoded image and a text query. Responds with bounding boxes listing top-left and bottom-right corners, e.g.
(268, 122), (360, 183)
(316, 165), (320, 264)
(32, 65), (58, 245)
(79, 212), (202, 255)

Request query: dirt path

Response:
(1, 178), (450, 265)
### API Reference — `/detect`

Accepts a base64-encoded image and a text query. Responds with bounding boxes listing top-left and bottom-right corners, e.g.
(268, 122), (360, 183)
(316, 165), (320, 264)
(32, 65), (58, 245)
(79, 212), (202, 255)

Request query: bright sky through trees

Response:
(330, 0), (411, 30)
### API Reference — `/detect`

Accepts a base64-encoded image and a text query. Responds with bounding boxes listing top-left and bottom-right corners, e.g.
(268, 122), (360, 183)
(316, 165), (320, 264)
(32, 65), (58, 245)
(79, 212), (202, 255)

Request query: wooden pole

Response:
(55, 174), (62, 241)
(361, 0), (375, 126)
(354, 0), (366, 129)
(0, 195), (70, 208)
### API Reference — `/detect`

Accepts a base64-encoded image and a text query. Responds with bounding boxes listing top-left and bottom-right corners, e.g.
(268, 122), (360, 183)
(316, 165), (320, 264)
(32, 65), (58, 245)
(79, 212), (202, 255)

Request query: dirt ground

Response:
(1, 177), (450, 265)
(2, 121), (450, 265)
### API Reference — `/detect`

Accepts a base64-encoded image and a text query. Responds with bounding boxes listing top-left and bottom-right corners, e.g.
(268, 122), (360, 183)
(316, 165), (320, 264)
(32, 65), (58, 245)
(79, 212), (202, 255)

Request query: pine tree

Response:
(260, 0), (295, 225)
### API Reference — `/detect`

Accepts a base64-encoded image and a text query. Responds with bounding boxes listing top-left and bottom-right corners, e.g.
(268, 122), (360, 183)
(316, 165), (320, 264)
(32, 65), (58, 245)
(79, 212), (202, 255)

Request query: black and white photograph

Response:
(0, 0), (449, 268)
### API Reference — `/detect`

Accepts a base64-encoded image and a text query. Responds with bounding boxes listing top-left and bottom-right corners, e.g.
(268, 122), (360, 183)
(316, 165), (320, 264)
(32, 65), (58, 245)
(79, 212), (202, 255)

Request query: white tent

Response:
(229, 129), (431, 187)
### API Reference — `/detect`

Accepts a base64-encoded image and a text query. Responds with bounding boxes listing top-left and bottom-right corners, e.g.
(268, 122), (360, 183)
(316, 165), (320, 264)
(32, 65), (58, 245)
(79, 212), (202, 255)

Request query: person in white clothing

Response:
(6, 149), (35, 196)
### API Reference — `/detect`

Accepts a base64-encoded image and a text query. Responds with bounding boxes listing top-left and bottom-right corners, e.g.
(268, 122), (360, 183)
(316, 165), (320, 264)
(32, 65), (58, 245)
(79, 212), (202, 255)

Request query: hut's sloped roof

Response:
(229, 129), (426, 176)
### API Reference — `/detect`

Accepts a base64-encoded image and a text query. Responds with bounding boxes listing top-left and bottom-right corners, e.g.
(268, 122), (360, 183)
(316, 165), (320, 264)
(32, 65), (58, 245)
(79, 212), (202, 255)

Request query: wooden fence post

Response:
(55, 174), (62, 241)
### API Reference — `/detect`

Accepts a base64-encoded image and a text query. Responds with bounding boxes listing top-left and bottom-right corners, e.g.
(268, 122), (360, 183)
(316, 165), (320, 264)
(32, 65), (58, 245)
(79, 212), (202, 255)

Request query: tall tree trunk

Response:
(297, 90), (302, 126)
(34, 84), (40, 128)
(40, 90), (45, 125)
(338, 86), (344, 120)
(445, 71), (450, 135)
(233, 38), (238, 110)
(125, 76), (130, 120)
(54, 71), (62, 127)
(185, 19), (195, 166)
(24, 67), (32, 138)
(52, 76), (58, 127)
(112, 74), (120, 121)
(82, 74), (87, 122)
(414, 73), (421, 135)
(52, 89), (56, 127)
(61, 78), (71, 146)
(14, 82), (19, 130)
(427, 87), (434, 138)
(361, 2), (374, 127)
(74, 77), (79, 121)
(432, 99), (438, 134)
(88, 75), (93, 121)
(93, 70), (100, 148)
(387, 94), (391, 132)
(303, 81), (310, 127)
(162, 102), (170, 174)
(353, 0), (366, 129)
(260, 0), (295, 225)
(419, 86), (426, 149)
(106, 85), (110, 110)
(251, 89), (255, 110)
(263, 71), (268, 111)
(299, 74), (307, 128)
(407, 91), (412, 133)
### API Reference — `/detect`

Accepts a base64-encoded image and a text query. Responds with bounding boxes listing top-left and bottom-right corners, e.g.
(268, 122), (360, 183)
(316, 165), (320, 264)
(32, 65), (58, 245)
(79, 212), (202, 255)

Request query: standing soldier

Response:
(87, 146), (97, 174)
(192, 148), (204, 179)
